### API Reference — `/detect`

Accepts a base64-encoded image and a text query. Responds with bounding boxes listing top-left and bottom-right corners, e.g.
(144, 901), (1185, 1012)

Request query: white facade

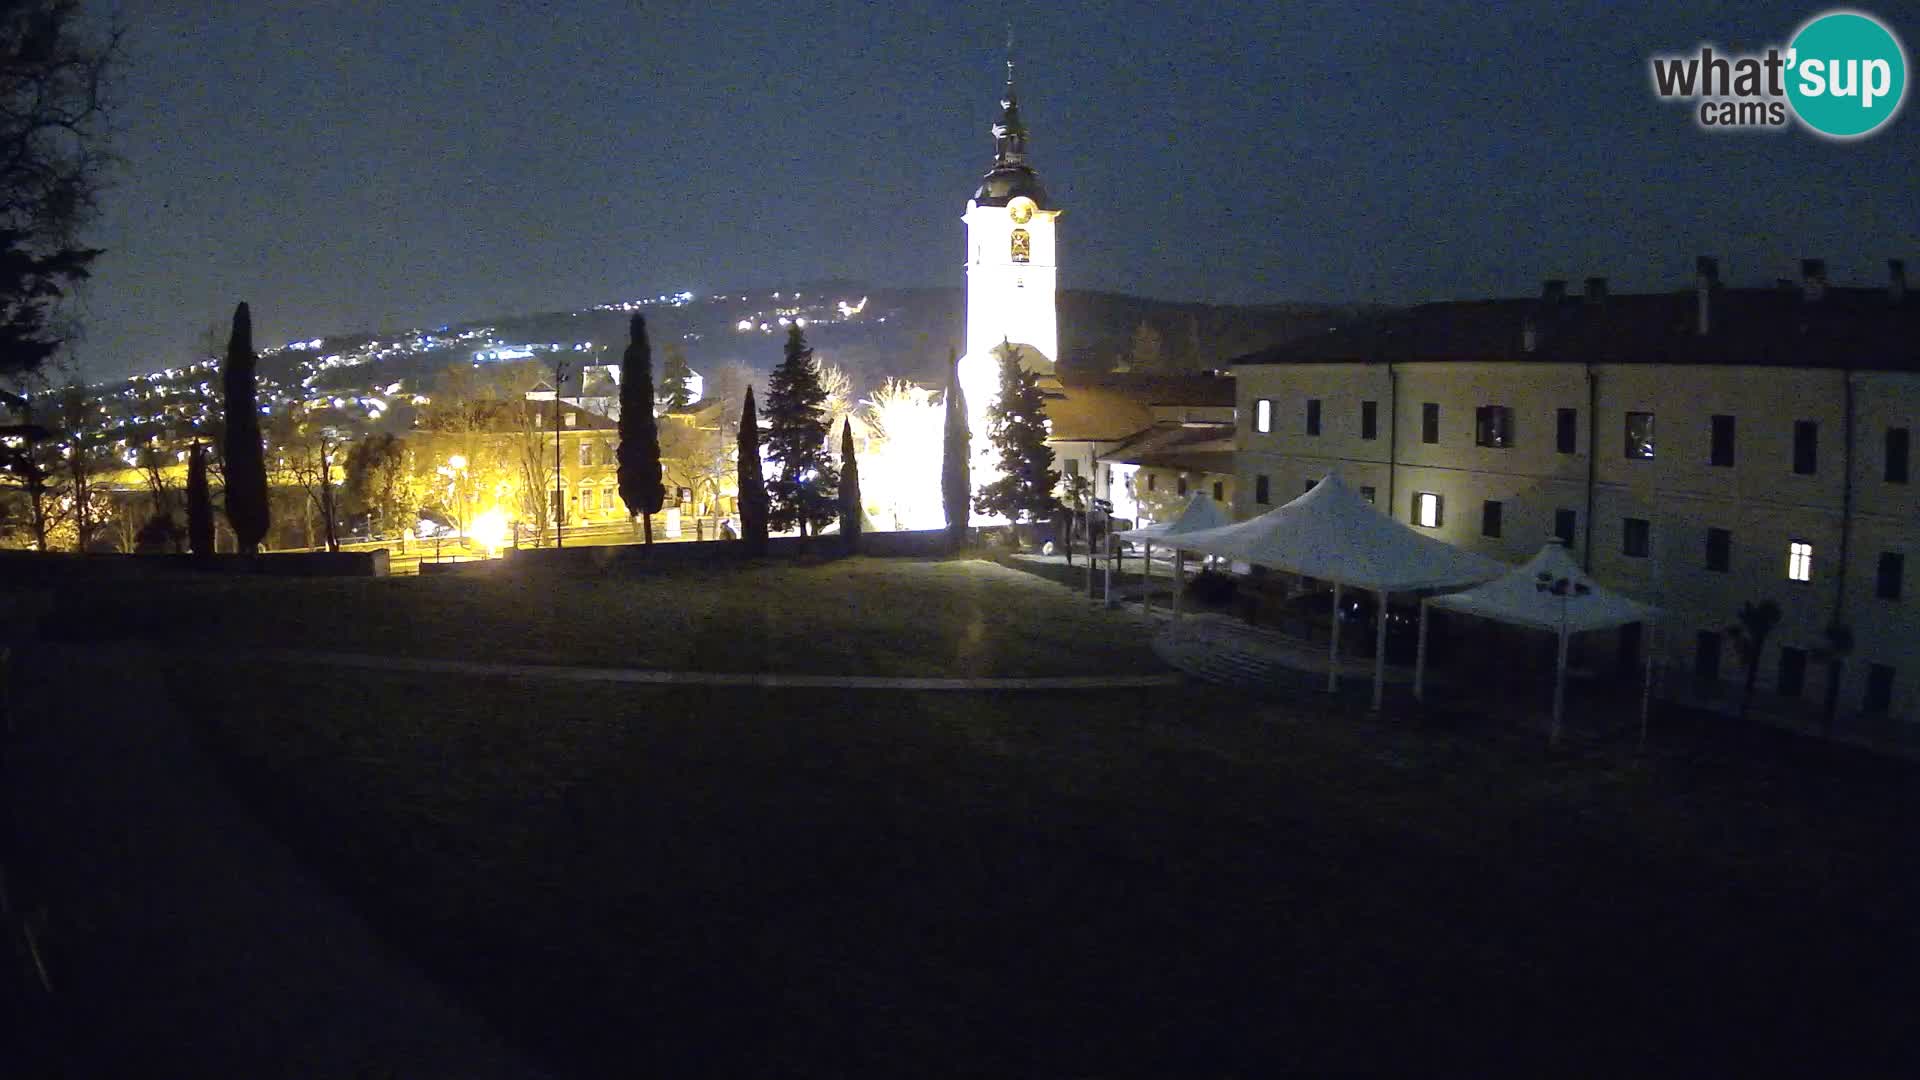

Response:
(962, 194), (1060, 366)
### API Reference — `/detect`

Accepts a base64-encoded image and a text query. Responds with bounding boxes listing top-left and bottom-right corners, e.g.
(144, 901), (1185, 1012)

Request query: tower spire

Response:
(992, 31), (1028, 165)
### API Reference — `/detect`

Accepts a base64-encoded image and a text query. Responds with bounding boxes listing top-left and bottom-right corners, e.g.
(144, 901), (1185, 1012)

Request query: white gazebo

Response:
(1418, 541), (1661, 743)
(1166, 472), (1506, 708)
(1107, 492), (1232, 613)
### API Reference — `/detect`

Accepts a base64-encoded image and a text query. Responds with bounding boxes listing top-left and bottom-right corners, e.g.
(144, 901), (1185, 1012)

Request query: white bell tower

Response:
(957, 55), (1060, 472)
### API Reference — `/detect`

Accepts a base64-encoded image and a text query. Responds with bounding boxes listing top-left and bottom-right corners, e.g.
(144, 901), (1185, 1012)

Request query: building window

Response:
(1421, 403), (1440, 444)
(1554, 508), (1577, 548)
(1625, 412), (1655, 459)
(1063, 458), (1079, 477)
(603, 486), (616, 510)
(1361, 400), (1378, 440)
(1695, 631), (1722, 680)
(1254, 474), (1270, 505)
(1481, 499), (1503, 538)
(565, 412), (577, 428)
(579, 441), (593, 467)
(1414, 491), (1442, 529)
(582, 486), (596, 510)
(1865, 664), (1894, 714)
(1010, 228), (1030, 263)
(1359, 485), (1376, 505)
(1705, 527), (1731, 572)
(1787, 540), (1813, 582)
(1792, 420), (1818, 475)
(1305, 399), (1321, 436)
(1177, 475), (1189, 496)
(1254, 399), (1272, 433)
(1556, 407), (1577, 454)
(1474, 405), (1514, 448)
(1878, 552), (1904, 600)
(1778, 647), (1807, 698)
(1888, 427), (1910, 484)
(1303, 478), (1318, 494)
(533, 412), (543, 428)
(1710, 415), (1736, 467)
(1622, 517), (1650, 558)
(1211, 480), (1223, 501)
(1147, 473), (1156, 492)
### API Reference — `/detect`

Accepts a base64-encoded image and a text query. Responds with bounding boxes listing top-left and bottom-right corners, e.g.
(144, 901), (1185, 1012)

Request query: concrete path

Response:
(243, 647), (1186, 691)
(3, 644), (549, 1077)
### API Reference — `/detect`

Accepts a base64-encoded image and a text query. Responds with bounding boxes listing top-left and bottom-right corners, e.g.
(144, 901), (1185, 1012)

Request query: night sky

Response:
(81, 1), (1920, 377)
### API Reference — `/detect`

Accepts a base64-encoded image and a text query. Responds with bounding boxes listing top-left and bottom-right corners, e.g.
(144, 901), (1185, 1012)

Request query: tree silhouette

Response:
(616, 314), (665, 544)
(659, 342), (694, 411)
(764, 325), (837, 537)
(838, 417), (861, 553)
(737, 387), (769, 556)
(941, 347), (970, 550)
(1727, 598), (1782, 728)
(973, 340), (1059, 523)
(186, 441), (213, 554)
(221, 303), (270, 553)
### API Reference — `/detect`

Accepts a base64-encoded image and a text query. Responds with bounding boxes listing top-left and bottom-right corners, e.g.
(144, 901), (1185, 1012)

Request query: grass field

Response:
(55, 557), (1160, 677)
(181, 653), (1920, 1074)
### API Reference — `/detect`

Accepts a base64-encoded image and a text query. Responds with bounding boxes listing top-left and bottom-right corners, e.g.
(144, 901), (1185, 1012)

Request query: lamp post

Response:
(552, 356), (569, 549)
(1535, 571), (1592, 745)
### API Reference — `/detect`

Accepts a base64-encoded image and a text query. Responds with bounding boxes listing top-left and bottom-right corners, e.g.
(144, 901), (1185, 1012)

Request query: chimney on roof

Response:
(1695, 256), (1719, 336)
(1584, 277), (1608, 305)
(1542, 279), (1567, 306)
(1801, 258), (1827, 301)
(1892, 258), (1908, 303)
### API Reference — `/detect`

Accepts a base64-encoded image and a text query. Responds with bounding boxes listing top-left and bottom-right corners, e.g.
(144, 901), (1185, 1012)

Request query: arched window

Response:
(1010, 228), (1031, 263)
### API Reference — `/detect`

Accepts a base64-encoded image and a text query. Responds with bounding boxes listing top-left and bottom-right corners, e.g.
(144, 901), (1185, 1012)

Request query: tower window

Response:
(1010, 228), (1031, 264)
(1254, 399), (1272, 433)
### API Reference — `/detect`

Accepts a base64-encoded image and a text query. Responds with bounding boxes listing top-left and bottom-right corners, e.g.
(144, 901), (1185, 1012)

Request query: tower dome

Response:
(971, 59), (1050, 208)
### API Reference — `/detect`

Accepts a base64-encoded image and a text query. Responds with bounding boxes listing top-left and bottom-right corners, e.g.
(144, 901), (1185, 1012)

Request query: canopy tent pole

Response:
(1173, 549), (1184, 619)
(1103, 534), (1113, 608)
(1327, 580), (1342, 694)
(1142, 542), (1152, 617)
(1551, 605), (1571, 746)
(1640, 618), (1657, 749)
(1414, 599), (1430, 702)
(1372, 588), (1389, 711)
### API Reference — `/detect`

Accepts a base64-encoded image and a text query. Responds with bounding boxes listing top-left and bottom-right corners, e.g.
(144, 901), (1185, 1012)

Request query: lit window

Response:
(1474, 406), (1514, 448)
(603, 486), (615, 509)
(582, 487), (596, 510)
(579, 442), (592, 467)
(565, 412), (577, 428)
(1010, 228), (1030, 264)
(1414, 491), (1442, 529)
(1625, 412), (1655, 459)
(1787, 541), (1813, 582)
(1255, 399), (1272, 433)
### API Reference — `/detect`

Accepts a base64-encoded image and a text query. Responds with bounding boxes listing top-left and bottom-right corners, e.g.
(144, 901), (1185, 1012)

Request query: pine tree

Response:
(616, 314), (666, 544)
(187, 441), (213, 555)
(660, 343), (695, 411)
(940, 346), (970, 551)
(737, 387), (770, 555)
(973, 340), (1059, 522)
(838, 417), (861, 553)
(221, 302), (271, 553)
(763, 325), (838, 537)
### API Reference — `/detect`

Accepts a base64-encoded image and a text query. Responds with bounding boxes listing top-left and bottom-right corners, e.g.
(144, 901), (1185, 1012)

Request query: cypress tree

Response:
(186, 441), (214, 555)
(973, 340), (1059, 523)
(763, 325), (838, 537)
(659, 343), (695, 411)
(221, 302), (270, 553)
(940, 346), (970, 551)
(616, 314), (666, 545)
(838, 417), (861, 553)
(737, 387), (769, 556)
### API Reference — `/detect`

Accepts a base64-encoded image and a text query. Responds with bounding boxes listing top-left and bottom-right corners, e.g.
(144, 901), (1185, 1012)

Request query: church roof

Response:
(972, 57), (1052, 209)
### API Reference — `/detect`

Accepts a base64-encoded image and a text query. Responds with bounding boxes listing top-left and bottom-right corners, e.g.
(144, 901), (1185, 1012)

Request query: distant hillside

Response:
(245, 284), (1372, 407)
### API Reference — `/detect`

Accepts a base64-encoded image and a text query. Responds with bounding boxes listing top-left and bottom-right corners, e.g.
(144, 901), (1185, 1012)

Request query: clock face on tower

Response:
(1008, 199), (1034, 224)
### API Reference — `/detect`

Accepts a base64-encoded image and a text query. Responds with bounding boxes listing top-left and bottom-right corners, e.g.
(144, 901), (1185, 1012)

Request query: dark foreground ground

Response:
(186, 668), (1920, 1074)
(9, 562), (1920, 1074)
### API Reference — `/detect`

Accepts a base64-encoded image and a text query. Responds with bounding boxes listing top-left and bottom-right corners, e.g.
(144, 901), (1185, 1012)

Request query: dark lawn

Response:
(182, 662), (1920, 1075)
(52, 557), (1159, 677)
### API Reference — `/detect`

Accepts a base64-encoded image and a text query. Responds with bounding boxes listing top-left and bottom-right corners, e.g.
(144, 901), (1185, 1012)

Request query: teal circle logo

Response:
(1786, 10), (1907, 138)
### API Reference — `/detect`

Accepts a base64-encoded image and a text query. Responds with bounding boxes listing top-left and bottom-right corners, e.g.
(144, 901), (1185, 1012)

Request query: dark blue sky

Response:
(80, 1), (1919, 377)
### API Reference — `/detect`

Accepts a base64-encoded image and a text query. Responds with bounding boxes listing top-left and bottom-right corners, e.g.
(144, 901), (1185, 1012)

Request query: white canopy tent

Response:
(1418, 541), (1661, 742)
(1166, 472), (1506, 708)
(1107, 492), (1232, 614)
